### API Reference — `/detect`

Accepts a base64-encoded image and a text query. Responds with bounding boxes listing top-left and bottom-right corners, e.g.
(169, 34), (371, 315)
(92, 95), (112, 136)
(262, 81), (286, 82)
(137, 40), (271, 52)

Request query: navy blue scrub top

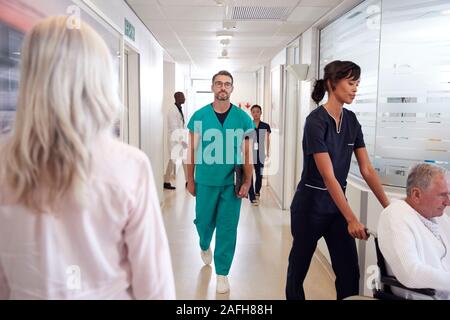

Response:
(254, 121), (271, 164)
(296, 105), (365, 201)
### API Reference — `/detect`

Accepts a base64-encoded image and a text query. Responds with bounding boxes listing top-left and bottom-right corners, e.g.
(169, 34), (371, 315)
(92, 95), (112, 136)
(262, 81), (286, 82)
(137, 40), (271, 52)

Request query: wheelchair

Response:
(366, 230), (436, 300)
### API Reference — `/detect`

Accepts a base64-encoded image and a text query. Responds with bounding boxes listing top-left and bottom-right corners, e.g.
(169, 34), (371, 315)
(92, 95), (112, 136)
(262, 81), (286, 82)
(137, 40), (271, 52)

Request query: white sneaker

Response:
(201, 248), (212, 265)
(216, 275), (229, 294)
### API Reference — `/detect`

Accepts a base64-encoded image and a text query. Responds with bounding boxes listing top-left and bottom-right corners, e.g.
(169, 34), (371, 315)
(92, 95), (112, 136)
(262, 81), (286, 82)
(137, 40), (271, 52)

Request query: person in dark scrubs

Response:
(285, 60), (390, 300)
(248, 105), (271, 205)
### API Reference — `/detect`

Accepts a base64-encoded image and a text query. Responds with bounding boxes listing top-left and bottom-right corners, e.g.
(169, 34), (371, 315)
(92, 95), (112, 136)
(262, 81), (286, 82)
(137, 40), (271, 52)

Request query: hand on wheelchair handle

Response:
(348, 220), (369, 240)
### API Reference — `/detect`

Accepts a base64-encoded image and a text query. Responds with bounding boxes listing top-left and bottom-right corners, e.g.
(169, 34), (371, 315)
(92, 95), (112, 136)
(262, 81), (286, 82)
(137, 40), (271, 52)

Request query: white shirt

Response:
(378, 200), (450, 300)
(0, 135), (176, 300)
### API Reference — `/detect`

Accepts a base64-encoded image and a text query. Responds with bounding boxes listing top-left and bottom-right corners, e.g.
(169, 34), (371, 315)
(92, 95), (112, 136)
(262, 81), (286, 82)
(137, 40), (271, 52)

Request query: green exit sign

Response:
(125, 19), (135, 41)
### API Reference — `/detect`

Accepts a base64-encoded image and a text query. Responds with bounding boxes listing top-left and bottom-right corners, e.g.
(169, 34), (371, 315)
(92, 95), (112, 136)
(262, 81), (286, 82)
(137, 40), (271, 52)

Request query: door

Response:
(123, 46), (141, 148)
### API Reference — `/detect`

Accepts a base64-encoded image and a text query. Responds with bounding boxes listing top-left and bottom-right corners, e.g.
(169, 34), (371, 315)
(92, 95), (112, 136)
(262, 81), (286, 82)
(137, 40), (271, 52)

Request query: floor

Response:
(162, 174), (336, 300)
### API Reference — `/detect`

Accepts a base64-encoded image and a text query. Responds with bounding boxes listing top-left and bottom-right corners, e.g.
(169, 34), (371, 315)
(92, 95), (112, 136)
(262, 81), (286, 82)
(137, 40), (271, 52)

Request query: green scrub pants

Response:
(195, 183), (242, 276)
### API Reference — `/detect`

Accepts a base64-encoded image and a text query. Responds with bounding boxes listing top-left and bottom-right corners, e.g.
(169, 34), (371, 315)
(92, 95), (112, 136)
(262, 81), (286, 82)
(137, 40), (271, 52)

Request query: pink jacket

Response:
(0, 136), (175, 300)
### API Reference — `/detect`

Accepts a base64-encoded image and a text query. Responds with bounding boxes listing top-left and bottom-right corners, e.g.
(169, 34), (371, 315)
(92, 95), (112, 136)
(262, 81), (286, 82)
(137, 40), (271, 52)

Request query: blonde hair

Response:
(3, 16), (120, 211)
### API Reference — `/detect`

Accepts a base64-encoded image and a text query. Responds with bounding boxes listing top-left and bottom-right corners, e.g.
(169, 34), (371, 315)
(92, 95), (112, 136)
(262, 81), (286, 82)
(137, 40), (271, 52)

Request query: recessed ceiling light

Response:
(215, 0), (225, 7)
(442, 9), (450, 15)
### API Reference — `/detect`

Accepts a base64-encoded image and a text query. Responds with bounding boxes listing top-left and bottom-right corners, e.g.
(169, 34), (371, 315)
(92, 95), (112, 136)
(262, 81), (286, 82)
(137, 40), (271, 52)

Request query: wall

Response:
(163, 61), (176, 179)
(256, 67), (264, 107)
(232, 72), (257, 112)
(86, 0), (166, 201)
(263, 62), (271, 122)
(295, 28), (316, 185)
(266, 49), (286, 207)
(175, 63), (190, 93)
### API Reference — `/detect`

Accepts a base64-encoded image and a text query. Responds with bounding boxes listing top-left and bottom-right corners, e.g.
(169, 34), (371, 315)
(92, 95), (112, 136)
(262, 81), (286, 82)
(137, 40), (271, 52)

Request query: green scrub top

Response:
(187, 103), (255, 186)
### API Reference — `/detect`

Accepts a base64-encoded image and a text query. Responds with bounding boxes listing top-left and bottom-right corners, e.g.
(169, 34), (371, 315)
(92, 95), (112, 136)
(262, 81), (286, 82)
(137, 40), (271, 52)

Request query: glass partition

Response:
(319, 0), (450, 188)
(375, 0), (450, 187)
(0, 0), (121, 137)
(319, 0), (381, 177)
(0, 21), (23, 134)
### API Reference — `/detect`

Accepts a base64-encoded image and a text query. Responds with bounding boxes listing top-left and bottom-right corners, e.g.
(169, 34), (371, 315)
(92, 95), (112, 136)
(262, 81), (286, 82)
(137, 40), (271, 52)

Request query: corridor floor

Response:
(161, 177), (336, 300)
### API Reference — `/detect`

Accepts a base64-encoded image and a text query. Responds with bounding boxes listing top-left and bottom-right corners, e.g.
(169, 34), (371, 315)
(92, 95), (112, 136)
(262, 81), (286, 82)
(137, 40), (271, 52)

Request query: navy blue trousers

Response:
(248, 163), (263, 201)
(285, 189), (360, 300)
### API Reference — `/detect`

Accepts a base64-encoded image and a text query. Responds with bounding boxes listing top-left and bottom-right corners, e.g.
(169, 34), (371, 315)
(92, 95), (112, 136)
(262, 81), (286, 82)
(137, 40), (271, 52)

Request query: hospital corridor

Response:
(0, 0), (450, 304)
(163, 174), (336, 300)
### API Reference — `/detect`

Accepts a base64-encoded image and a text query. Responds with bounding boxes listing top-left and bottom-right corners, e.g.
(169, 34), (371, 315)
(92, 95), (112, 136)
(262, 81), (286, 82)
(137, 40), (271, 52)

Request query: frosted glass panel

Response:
(375, 0), (450, 187)
(319, 0), (381, 177)
(319, 0), (450, 188)
(0, 21), (23, 135)
(0, 0), (121, 137)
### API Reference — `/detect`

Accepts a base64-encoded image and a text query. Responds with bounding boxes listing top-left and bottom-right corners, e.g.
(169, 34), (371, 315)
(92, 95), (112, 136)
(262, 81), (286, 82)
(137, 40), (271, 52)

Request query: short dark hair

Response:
(174, 92), (184, 99)
(251, 104), (262, 112)
(212, 70), (234, 85)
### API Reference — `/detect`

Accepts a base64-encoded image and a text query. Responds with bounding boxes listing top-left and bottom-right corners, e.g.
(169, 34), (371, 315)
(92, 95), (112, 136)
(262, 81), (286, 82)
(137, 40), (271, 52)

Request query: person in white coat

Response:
(164, 92), (187, 190)
(378, 163), (450, 299)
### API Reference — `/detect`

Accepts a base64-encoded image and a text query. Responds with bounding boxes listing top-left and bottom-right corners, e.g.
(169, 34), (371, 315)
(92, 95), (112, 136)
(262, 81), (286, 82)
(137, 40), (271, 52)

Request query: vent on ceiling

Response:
(231, 6), (293, 21)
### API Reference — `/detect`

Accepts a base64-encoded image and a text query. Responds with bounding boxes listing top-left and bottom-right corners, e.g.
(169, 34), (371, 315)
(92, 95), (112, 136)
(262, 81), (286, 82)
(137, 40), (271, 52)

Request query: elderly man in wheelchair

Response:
(374, 163), (450, 300)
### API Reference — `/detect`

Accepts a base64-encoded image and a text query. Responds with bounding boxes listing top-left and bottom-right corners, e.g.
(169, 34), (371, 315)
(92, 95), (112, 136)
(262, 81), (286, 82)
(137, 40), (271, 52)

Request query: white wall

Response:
(175, 63), (190, 93)
(86, 0), (166, 201)
(271, 49), (288, 68)
(256, 67), (265, 107)
(232, 72), (257, 111)
(163, 61), (176, 178)
(267, 49), (286, 207)
(263, 62), (271, 122)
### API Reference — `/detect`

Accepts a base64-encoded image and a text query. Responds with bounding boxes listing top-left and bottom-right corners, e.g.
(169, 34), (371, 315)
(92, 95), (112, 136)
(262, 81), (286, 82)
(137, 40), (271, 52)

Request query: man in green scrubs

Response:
(187, 70), (255, 294)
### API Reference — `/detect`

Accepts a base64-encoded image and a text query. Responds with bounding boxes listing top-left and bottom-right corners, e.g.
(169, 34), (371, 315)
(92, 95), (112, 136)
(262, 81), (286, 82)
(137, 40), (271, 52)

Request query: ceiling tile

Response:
(231, 0), (300, 7)
(288, 6), (332, 22)
(126, 2), (164, 20)
(298, 0), (344, 6)
(159, 6), (225, 20)
(126, 0), (345, 71)
(157, 0), (220, 6)
(169, 21), (222, 32)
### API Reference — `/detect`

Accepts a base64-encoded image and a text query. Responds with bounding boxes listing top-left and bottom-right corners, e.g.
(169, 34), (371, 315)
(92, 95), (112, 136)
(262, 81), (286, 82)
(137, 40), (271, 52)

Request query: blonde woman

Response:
(0, 16), (175, 300)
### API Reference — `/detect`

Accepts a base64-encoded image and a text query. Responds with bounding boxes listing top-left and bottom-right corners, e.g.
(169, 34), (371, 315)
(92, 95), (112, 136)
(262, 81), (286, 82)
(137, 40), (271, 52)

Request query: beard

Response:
(215, 91), (230, 101)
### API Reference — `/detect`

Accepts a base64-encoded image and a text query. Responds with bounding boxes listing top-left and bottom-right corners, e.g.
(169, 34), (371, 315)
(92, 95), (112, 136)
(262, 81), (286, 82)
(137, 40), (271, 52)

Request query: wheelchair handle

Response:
(365, 228), (378, 239)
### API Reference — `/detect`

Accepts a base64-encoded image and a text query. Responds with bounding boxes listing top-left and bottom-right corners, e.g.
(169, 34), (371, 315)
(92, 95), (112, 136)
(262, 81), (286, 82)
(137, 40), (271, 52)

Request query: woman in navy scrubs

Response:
(285, 60), (390, 300)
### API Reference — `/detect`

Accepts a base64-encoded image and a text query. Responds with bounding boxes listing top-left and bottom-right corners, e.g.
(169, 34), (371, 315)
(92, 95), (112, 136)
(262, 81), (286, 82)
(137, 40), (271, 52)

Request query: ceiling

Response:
(126, 0), (345, 72)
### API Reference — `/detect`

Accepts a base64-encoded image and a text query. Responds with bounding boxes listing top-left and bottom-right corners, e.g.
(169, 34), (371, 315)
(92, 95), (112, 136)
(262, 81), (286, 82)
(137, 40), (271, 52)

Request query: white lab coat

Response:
(166, 104), (186, 159)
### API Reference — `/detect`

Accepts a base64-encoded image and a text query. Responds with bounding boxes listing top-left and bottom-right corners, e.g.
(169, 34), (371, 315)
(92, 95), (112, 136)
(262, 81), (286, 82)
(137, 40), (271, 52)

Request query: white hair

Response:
(406, 163), (447, 197)
(2, 16), (120, 211)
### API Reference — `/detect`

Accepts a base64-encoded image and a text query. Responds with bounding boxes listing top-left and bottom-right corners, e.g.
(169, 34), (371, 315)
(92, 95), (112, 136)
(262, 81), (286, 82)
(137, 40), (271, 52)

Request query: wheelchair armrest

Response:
(380, 276), (436, 297)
